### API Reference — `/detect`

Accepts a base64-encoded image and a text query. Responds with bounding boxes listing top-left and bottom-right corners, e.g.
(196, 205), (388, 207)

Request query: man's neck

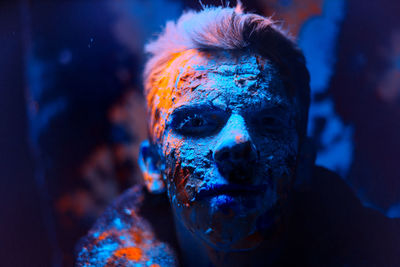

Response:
(173, 214), (289, 267)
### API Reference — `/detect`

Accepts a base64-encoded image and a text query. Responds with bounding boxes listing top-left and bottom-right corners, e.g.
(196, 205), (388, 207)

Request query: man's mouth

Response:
(195, 184), (268, 201)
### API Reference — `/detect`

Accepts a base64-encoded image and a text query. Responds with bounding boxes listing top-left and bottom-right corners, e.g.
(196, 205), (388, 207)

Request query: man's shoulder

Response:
(289, 165), (400, 266)
(75, 186), (178, 266)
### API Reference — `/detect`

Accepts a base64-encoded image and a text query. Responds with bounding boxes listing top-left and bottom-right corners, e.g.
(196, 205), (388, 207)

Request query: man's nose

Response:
(213, 114), (258, 183)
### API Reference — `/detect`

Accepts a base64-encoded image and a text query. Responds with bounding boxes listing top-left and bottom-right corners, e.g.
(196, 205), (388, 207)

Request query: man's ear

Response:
(294, 136), (316, 189)
(138, 140), (166, 194)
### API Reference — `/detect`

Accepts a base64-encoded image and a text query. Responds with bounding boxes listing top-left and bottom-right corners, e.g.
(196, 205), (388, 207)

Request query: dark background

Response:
(1, 0), (399, 266)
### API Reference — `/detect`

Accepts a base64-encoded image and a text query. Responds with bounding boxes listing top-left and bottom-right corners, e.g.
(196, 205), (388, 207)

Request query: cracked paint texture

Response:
(147, 50), (301, 250)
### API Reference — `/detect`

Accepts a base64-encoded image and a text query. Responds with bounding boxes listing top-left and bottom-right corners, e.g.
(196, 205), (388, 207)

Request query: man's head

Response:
(139, 5), (311, 251)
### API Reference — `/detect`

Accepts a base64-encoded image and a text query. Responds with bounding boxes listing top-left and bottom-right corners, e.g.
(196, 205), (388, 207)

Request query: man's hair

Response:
(143, 4), (310, 141)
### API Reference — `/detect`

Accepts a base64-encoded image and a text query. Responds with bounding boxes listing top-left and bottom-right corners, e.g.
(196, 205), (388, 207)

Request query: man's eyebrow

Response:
(245, 100), (290, 114)
(171, 102), (226, 115)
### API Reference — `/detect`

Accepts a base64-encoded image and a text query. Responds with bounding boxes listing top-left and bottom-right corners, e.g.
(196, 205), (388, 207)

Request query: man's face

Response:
(152, 50), (299, 250)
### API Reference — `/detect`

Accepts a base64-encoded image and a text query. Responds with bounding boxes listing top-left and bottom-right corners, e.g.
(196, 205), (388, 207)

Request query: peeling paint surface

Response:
(148, 50), (301, 250)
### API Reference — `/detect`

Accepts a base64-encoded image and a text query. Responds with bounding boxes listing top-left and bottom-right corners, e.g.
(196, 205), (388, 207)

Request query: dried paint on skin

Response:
(76, 186), (177, 266)
(148, 50), (300, 250)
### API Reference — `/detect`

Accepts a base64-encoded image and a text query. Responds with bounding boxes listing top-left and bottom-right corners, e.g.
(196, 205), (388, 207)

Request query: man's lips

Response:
(194, 184), (268, 201)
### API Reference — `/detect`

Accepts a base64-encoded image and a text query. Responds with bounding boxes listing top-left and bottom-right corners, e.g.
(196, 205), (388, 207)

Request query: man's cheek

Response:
(163, 147), (188, 205)
(257, 140), (298, 185)
(162, 140), (203, 203)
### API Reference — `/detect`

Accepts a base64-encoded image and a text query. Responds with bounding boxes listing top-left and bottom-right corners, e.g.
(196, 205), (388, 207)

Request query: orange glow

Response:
(113, 247), (142, 262)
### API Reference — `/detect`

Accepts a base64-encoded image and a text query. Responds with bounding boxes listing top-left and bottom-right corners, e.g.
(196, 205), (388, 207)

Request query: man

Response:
(76, 5), (400, 266)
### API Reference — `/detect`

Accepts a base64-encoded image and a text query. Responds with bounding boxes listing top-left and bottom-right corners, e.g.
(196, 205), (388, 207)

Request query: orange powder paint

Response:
(131, 229), (143, 244)
(98, 232), (110, 241)
(113, 247), (142, 262)
(145, 49), (202, 142)
(150, 264), (160, 267)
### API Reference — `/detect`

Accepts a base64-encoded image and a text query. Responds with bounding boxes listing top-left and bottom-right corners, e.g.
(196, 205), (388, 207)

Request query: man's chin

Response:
(175, 192), (283, 249)
(186, 196), (285, 251)
(201, 229), (264, 251)
(192, 205), (265, 251)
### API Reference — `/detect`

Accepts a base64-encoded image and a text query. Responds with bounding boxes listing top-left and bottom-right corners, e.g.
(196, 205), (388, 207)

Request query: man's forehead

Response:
(175, 50), (272, 78)
(170, 50), (287, 110)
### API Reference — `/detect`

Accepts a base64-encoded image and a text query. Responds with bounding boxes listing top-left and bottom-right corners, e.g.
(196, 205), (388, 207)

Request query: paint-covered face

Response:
(152, 50), (299, 250)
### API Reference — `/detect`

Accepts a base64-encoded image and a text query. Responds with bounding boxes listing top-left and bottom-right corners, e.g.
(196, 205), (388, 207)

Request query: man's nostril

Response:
(243, 144), (251, 156)
(232, 143), (252, 159)
(233, 150), (242, 159)
(217, 151), (229, 161)
(215, 142), (257, 163)
(214, 142), (258, 182)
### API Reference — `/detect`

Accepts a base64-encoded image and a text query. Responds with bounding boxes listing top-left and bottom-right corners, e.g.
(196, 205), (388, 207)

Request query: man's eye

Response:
(172, 113), (221, 136)
(179, 114), (204, 128)
(257, 115), (286, 133)
(262, 116), (278, 125)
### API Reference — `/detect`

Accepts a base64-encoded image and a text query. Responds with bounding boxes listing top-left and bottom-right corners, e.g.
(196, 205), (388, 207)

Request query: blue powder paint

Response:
(205, 228), (212, 235)
(93, 242), (119, 264)
(124, 208), (132, 215)
(113, 218), (124, 230)
(300, 0), (353, 177)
